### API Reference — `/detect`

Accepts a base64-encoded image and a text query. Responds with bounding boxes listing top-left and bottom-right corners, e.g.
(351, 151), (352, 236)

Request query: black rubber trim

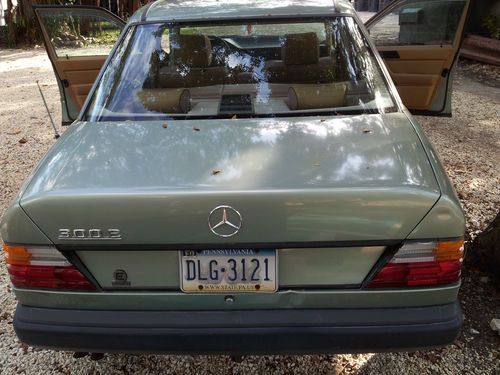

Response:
(410, 110), (452, 117)
(361, 244), (401, 287)
(61, 251), (103, 291)
(14, 301), (462, 354)
(129, 13), (354, 26)
(56, 239), (401, 251)
(97, 284), (363, 292)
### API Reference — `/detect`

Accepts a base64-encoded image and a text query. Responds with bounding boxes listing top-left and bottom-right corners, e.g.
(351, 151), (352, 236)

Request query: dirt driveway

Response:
(0, 48), (499, 374)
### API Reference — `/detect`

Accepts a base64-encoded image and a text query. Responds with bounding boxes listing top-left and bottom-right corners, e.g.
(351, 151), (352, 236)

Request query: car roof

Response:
(129, 0), (355, 24)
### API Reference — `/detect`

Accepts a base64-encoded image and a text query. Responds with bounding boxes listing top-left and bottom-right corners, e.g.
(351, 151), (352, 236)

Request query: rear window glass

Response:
(85, 17), (396, 121)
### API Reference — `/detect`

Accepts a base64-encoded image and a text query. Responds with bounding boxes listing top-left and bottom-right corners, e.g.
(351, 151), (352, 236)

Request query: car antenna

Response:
(36, 80), (60, 139)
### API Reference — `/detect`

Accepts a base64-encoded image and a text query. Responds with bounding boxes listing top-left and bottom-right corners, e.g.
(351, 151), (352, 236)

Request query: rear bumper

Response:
(14, 301), (462, 354)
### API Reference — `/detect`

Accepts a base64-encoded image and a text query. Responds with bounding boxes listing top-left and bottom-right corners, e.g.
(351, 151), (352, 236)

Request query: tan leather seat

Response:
(264, 33), (336, 84)
(158, 34), (227, 88)
(287, 84), (346, 110)
(137, 88), (191, 114)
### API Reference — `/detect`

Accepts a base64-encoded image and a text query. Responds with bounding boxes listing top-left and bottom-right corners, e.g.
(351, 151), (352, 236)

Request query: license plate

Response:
(180, 249), (277, 293)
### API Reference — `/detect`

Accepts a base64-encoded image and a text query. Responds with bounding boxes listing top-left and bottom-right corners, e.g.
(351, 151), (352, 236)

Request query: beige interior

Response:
(155, 32), (338, 89)
(374, 0), (469, 111)
(159, 34), (228, 88)
(34, 8), (111, 111)
(265, 32), (336, 84)
(287, 84), (346, 110)
(173, 34), (212, 66)
(282, 32), (320, 65)
(52, 57), (106, 109)
(37, 3), (469, 115)
(137, 88), (191, 113)
(113, 30), (350, 116)
(37, 20), (366, 117)
(133, 82), (349, 116)
(377, 46), (455, 109)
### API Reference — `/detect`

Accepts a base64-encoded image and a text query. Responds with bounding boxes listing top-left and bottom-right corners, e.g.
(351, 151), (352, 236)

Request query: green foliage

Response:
(482, 15), (500, 40)
(95, 27), (120, 45)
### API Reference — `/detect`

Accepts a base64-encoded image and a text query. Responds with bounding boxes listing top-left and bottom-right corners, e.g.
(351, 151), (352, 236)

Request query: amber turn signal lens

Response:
(3, 244), (31, 266)
(367, 238), (465, 288)
(434, 238), (464, 262)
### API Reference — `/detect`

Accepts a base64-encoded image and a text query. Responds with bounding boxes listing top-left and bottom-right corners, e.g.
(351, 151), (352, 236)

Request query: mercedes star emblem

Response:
(208, 205), (242, 237)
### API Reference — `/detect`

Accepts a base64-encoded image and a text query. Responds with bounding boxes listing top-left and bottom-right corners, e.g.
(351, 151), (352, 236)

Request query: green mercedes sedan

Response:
(1, 0), (469, 354)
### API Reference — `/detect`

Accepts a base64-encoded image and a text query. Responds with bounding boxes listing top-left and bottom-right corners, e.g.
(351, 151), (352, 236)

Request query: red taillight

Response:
(367, 239), (464, 288)
(3, 245), (95, 291)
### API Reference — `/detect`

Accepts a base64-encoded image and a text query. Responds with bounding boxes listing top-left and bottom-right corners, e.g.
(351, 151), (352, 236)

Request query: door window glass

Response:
(37, 9), (123, 58)
(368, 0), (466, 46)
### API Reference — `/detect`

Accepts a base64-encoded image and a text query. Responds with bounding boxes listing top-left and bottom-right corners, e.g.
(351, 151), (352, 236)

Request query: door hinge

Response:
(441, 68), (450, 78)
(62, 79), (69, 88)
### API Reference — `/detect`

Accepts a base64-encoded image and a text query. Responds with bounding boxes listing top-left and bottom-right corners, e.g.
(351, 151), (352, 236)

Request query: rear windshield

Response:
(84, 17), (396, 121)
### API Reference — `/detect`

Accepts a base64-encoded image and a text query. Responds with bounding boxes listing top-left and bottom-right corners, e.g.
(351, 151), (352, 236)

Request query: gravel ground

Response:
(0, 48), (499, 374)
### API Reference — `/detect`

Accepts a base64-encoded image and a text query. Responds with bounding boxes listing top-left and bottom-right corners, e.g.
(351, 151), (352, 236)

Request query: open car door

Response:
(33, 6), (125, 124)
(365, 0), (470, 116)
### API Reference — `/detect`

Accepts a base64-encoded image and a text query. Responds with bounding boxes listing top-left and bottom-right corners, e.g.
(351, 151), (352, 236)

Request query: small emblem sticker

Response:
(112, 269), (130, 286)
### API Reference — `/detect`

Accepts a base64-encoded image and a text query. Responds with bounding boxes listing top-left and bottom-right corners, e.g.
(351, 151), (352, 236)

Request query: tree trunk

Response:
(17, 0), (37, 43)
(6, 0), (16, 46)
(471, 211), (500, 280)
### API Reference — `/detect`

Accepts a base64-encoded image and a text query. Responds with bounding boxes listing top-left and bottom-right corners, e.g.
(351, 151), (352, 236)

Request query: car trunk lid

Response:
(20, 113), (440, 246)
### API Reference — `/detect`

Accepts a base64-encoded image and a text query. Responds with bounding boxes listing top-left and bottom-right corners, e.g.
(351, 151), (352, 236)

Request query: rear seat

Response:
(264, 32), (336, 84)
(158, 34), (227, 88)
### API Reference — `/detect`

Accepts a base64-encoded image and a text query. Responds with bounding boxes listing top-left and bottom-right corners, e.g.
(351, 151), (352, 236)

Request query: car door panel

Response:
(53, 57), (106, 109)
(379, 45), (455, 109)
(366, 0), (470, 116)
(33, 6), (125, 123)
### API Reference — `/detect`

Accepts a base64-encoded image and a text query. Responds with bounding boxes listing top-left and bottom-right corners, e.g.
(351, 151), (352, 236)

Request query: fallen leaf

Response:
(212, 169), (221, 175)
(18, 137), (28, 144)
(6, 130), (21, 135)
(319, 119), (326, 123)
(193, 127), (200, 131)
(162, 123), (168, 129)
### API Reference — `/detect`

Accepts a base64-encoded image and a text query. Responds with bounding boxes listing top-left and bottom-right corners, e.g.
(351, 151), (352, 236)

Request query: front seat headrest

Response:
(282, 32), (320, 65)
(172, 34), (212, 67)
